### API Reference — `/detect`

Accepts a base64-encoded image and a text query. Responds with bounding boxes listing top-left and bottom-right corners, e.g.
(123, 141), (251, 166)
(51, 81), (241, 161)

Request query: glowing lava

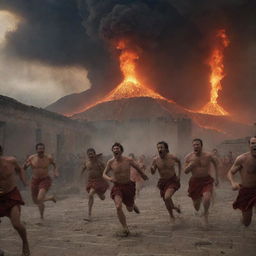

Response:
(84, 40), (167, 111)
(200, 29), (230, 116)
(103, 41), (165, 101)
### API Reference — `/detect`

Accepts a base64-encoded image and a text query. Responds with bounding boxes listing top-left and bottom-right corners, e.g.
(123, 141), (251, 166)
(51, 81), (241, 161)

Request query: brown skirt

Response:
(0, 187), (24, 217)
(86, 178), (109, 195)
(188, 175), (214, 200)
(31, 176), (52, 198)
(233, 186), (256, 212)
(111, 181), (136, 208)
(157, 175), (180, 198)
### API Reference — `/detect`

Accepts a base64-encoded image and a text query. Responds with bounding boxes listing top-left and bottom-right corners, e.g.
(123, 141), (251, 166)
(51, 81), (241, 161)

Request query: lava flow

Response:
(102, 41), (165, 101)
(200, 29), (230, 116)
(82, 40), (168, 111)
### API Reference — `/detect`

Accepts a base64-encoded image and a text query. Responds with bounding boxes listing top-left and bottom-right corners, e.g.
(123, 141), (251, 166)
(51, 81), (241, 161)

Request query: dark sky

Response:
(0, 0), (255, 122)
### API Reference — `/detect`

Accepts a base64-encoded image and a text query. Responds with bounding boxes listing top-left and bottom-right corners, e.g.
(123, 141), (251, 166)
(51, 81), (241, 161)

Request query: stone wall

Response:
(0, 96), (92, 179)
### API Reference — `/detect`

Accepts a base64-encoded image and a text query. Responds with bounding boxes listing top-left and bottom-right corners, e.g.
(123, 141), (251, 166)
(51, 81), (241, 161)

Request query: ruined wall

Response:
(87, 116), (192, 157)
(217, 137), (250, 157)
(0, 96), (92, 173)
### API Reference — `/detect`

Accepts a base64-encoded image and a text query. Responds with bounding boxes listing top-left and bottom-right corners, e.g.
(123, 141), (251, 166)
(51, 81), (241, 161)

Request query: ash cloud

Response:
(0, 0), (256, 122)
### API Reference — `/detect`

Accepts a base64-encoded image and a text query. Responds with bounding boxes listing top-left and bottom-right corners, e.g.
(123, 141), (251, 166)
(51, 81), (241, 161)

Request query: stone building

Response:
(0, 95), (92, 170)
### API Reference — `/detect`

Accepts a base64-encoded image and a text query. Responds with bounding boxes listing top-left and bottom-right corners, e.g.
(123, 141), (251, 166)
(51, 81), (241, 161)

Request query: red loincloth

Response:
(86, 178), (109, 195)
(111, 181), (136, 207)
(157, 175), (180, 198)
(188, 175), (214, 200)
(31, 176), (52, 198)
(0, 187), (24, 217)
(233, 186), (256, 212)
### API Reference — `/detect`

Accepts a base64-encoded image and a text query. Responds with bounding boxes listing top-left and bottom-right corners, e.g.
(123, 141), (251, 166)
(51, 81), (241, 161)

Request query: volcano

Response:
(47, 39), (252, 141)
(72, 95), (251, 138)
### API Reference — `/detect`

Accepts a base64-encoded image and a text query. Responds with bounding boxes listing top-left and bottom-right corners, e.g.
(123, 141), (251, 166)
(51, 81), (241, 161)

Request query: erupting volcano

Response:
(200, 29), (230, 116)
(83, 40), (169, 111)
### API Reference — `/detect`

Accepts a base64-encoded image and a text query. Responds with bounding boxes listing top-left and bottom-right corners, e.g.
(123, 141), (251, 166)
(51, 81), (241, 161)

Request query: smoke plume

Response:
(0, 0), (255, 122)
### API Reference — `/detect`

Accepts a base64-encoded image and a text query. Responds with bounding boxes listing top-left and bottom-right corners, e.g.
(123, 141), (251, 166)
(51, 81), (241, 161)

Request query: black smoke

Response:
(0, 0), (256, 122)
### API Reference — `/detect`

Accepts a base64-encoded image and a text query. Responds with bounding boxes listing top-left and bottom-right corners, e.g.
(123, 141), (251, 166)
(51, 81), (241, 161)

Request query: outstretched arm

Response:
(13, 158), (27, 186)
(50, 156), (59, 177)
(130, 159), (148, 180)
(23, 156), (31, 170)
(210, 155), (219, 186)
(184, 156), (195, 174)
(81, 163), (87, 176)
(103, 160), (114, 182)
(227, 156), (242, 190)
(174, 157), (181, 180)
(150, 158), (157, 175)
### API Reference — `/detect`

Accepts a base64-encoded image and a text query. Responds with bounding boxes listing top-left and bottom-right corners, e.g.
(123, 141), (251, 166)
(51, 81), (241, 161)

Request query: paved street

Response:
(0, 180), (255, 256)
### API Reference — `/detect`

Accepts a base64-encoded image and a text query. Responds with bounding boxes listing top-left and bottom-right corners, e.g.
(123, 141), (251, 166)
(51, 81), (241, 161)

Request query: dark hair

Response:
(248, 136), (256, 144)
(192, 138), (203, 146)
(112, 142), (124, 152)
(157, 141), (169, 153)
(0, 145), (3, 156)
(36, 143), (45, 150)
(87, 148), (96, 154)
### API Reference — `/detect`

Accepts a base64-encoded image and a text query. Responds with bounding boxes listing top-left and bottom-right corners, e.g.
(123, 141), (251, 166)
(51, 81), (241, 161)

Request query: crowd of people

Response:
(0, 137), (256, 256)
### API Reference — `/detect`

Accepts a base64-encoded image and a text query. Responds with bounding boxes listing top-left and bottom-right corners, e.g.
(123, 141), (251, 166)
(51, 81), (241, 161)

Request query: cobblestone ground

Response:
(0, 180), (256, 256)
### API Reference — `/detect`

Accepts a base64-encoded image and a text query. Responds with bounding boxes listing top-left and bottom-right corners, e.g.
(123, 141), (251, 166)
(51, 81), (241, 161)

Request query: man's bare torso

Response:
(0, 157), (17, 194)
(237, 152), (256, 188)
(109, 157), (132, 184)
(155, 154), (177, 179)
(186, 152), (213, 178)
(85, 160), (105, 181)
(27, 154), (52, 179)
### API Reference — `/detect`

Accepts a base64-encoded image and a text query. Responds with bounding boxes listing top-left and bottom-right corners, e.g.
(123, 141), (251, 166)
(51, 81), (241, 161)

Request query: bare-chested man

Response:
(227, 136), (256, 226)
(0, 145), (30, 256)
(184, 138), (219, 225)
(81, 148), (109, 221)
(103, 143), (148, 236)
(151, 141), (181, 222)
(23, 143), (58, 219)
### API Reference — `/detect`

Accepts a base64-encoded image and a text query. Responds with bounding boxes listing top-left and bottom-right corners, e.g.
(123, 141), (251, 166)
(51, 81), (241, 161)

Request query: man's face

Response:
(249, 137), (256, 157)
(112, 146), (122, 158)
(192, 141), (202, 154)
(36, 145), (45, 156)
(157, 143), (167, 158)
(87, 150), (96, 159)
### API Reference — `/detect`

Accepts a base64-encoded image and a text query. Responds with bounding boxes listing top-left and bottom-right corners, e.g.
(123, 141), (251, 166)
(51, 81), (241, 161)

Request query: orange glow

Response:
(200, 29), (230, 116)
(101, 40), (165, 102)
(82, 40), (167, 111)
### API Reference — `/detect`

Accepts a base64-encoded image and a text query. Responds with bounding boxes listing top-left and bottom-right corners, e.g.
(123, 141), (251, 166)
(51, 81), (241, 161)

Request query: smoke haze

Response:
(0, 0), (255, 121)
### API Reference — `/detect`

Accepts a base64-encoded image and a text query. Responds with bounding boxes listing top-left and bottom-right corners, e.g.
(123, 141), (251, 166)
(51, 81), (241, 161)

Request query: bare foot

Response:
(116, 228), (130, 237)
(133, 205), (140, 214)
(22, 243), (30, 256)
(203, 213), (209, 226)
(83, 216), (92, 222)
(51, 196), (57, 203)
(169, 216), (175, 224)
(174, 205), (181, 214)
(98, 194), (105, 200)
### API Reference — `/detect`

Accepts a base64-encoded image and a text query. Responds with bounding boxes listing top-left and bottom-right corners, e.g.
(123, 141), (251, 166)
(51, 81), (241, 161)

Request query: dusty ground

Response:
(0, 180), (256, 256)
